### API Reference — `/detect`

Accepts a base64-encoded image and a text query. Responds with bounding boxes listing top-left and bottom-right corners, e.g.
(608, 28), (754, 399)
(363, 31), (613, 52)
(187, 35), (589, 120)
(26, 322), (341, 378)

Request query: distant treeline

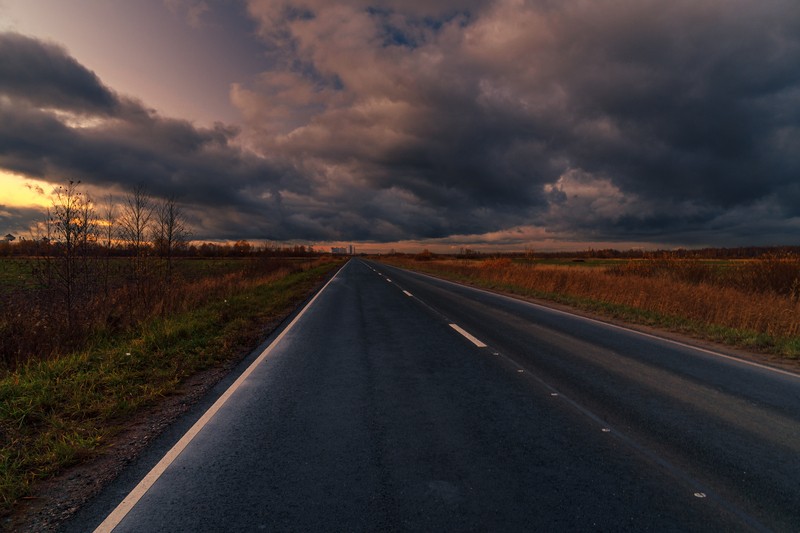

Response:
(0, 238), (320, 258)
(396, 246), (800, 261)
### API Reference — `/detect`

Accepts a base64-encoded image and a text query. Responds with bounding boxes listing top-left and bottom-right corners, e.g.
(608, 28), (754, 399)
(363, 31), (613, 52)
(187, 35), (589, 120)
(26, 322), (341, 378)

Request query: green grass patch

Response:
(0, 260), (341, 513)
(0, 258), (34, 289)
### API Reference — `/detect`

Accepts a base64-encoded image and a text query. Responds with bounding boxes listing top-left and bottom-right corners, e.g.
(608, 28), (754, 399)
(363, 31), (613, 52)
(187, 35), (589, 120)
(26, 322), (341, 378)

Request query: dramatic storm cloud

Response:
(0, 32), (295, 239)
(2, 0), (799, 247)
(234, 0), (800, 245)
(0, 32), (118, 114)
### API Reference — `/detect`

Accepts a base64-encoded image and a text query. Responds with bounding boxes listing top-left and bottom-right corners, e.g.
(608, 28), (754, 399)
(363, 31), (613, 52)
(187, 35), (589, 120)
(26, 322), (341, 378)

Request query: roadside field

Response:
(0, 257), (342, 516)
(377, 256), (800, 358)
(0, 259), (31, 288)
(0, 256), (315, 291)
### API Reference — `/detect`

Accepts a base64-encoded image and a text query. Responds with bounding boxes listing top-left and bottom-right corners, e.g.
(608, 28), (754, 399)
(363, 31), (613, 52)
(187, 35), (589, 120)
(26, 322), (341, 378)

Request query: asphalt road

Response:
(66, 259), (800, 532)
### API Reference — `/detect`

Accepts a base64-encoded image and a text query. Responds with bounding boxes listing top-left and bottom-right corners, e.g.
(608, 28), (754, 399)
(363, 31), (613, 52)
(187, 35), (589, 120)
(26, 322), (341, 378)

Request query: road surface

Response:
(65, 259), (800, 532)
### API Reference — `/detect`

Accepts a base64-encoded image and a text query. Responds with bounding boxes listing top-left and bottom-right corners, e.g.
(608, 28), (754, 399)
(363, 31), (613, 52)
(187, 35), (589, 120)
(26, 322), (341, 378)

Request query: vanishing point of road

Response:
(65, 259), (800, 532)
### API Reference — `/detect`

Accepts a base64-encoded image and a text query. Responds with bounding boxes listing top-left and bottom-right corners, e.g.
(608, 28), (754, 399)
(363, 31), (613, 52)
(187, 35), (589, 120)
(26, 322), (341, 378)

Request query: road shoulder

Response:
(382, 262), (800, 376)
(6, 264), (343, 533)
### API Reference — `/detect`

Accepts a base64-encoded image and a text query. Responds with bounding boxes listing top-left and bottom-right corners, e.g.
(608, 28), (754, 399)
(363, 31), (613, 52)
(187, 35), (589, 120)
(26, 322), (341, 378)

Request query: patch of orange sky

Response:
(0, 171), (54, 208)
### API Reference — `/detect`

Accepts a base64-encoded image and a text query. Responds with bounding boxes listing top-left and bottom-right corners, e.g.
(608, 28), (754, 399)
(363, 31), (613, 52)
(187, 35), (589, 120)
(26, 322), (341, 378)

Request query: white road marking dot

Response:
(492, 352), (499, 355)
(694, 492), (707, 498)
(601, 428), (611, 433)
(386, 279), (392, 282)
(449, 323), (487, 348)
(517, 369), (524, 373)
(403, 290), (413, 297)
(550, 393), (559, 397)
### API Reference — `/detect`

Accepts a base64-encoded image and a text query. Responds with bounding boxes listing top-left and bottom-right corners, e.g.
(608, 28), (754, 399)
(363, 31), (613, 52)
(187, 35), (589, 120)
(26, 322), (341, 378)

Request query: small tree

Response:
(101, 194), (117, 297)
(48, 180), (97, 328)
(233, 240), (252, 256)
(119, 185), (154, 297)
(153, 195), (190, 283)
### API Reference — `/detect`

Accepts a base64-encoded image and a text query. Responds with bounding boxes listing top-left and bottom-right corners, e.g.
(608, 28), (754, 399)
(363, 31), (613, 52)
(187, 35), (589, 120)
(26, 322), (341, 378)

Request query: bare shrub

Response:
(118, 185), (154, 301)
(42, 181), (98, 331)
(153, 195), (190, 284)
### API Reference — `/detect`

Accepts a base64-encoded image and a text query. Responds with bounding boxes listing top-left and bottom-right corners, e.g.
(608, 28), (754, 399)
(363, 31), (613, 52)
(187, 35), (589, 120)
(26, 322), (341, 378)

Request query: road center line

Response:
(449, 323), (487, 348)
(93, 263), (347, 533)
(403, 290), (413, 297)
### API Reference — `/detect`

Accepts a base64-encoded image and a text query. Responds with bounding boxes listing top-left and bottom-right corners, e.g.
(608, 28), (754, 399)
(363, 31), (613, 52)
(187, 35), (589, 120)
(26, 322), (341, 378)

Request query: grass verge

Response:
(0, 260), (341, 514)
(378, 258), (800, 360)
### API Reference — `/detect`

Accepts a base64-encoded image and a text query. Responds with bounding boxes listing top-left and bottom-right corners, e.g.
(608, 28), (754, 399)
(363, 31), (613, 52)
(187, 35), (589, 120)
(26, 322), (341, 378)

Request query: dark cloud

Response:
(0, 204), (47, 238)
(0, 97), (282, 210)
(232, 0), (800, 245)
(0, 33), (118, 114)
(0, 31), (295, 239)
(3, 0), (800, 247)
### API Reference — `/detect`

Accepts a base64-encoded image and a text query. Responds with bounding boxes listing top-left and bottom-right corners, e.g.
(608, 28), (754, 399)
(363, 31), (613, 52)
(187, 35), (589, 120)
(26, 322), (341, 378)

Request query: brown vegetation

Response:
(380, 252), (800, 356)
(0, 259), (340, 518)
(0, 181), (346, 519)
(0, 182), (324, 370)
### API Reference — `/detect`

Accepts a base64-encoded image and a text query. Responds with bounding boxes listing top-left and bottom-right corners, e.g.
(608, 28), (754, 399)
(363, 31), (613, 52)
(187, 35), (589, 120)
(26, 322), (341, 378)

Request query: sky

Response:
(1, 0), (799, 252)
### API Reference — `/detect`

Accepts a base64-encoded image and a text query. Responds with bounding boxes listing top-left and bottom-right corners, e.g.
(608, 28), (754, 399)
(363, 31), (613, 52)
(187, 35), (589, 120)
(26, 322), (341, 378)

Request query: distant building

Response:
(3, 234), (15, 242)
(331, 245), (356, 255)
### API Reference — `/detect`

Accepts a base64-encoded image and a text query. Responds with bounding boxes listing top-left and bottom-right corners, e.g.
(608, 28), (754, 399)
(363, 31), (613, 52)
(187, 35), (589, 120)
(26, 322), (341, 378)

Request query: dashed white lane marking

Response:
(403, 290), (413, 297)
(369, 261), (764, 529)
(93, 264), (347, 533)
(407, 269), (800, 380)
(449, 323), (487, 348)
(386, 278), (392, 283)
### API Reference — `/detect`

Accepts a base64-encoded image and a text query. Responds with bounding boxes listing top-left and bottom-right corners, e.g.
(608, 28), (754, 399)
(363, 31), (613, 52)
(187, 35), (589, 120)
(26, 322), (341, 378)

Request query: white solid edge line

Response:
(449, 323), (487, 348)
(93, 263), (347, 533)
(403, 290), (413, 297)
(404, 269), (800, 380)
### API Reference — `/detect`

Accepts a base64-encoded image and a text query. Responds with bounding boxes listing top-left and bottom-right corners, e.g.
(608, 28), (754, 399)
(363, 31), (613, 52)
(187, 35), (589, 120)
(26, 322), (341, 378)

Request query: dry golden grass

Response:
(382, 256), (800, 354)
